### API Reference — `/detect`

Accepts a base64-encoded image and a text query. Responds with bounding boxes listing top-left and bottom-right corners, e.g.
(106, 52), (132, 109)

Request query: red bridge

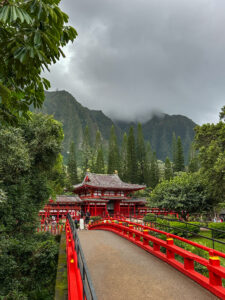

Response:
(65, 216), (225, 300)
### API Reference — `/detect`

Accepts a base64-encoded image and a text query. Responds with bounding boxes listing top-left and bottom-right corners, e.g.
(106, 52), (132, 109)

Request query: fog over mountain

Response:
(44, 0), (225, 125)
(39, 91), (196, 163)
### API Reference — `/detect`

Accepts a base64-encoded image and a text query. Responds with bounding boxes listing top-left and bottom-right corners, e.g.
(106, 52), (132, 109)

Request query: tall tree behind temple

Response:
(164, 157), (173, 180)
(82, 125), (92, 175)
(68, 141), (79, 184)
(127, 127), (137, 183)
(107, 125), (120, 174)
(92, 130), (102, 171)
(174, 136), (185, 171)
(136, 123), (147, 184)
(149, 152), (159, 188)
(120, 133), (128, 180)
(95, 147), (105, 173)
(188, 143), (200, 173)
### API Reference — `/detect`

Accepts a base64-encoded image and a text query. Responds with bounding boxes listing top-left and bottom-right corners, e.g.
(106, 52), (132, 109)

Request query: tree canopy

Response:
(0, 0), (77, 124)
(194, 106), (225, 205)
(0, 113), (64, 298)
(149, 172), (212, 219)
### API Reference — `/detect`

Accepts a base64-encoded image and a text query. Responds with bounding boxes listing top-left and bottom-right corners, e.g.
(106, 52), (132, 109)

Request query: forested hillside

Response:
(41, 90), (196, 162)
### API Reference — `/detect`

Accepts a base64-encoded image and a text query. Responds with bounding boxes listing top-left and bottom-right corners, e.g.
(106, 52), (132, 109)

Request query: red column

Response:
(105, 203), (107, 216)
(95, 203), (97, 216)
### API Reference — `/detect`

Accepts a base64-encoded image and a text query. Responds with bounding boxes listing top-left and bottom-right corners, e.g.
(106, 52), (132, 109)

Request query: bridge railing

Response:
(89, 218), (225, 299)
(66, 214), (97, 300)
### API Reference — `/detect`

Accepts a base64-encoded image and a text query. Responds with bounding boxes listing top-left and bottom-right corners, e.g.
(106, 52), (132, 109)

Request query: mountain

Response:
(115, 114), (196, 162)
(37, 90), (197, 162)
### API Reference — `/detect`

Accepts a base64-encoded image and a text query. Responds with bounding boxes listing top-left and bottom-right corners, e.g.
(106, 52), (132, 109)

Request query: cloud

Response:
(44, 0), (225, 124)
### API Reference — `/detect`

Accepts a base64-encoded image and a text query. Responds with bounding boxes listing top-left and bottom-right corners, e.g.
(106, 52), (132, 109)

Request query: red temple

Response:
(39, 172), (147, 222)
(73, 172), (146, 216)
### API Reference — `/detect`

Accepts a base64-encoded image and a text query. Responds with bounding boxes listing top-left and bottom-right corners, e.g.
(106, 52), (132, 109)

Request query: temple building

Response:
(72, 172), (146, 216)
(39, 172), (147, 221)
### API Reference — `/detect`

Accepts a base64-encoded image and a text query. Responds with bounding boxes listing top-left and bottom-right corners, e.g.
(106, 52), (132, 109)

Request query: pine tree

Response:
(188, 143), (199, 173)
(174, 136), (185, 171)
(149, 152), (159, 188)
(127, 127), (137, 183)
(120, 133), (128, 180)
(164, 157), (173, 180)
(95, 147), (105, 173)
(91, 130), (102, 171)
(67, 141), (78, 185)
(136, 123), (147, 184)
(82, 125), (92, 175)
(107, 125), (120, 174)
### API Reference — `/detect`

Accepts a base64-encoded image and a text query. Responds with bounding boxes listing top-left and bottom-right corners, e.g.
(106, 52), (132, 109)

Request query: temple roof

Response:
(55, 195), (82, 203)
(73, 172), (146, 192)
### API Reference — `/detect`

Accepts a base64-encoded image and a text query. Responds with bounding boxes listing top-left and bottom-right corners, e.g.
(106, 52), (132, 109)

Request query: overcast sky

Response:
(45, 0), (225, 124)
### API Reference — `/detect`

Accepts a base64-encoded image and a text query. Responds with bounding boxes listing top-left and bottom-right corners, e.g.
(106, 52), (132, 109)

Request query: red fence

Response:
(37, 224), (64, 235)
(89, 218), (225, 299)
(66, 220), (83, 300)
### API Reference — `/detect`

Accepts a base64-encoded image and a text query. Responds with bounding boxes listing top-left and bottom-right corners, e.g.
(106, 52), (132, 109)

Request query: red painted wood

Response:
(89, 218), (225, 299)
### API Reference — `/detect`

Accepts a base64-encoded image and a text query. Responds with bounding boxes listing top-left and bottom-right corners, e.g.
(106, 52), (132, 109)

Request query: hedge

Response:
(208, 223), (225, 238)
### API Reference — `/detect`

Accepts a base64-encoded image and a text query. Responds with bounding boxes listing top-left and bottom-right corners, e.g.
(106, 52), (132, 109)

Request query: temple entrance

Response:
(107, 201), (114, 216)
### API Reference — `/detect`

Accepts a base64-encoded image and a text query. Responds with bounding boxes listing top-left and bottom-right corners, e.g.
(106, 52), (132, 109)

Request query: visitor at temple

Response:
(79, 210), (85, 230)
(85, 210), (91, 229)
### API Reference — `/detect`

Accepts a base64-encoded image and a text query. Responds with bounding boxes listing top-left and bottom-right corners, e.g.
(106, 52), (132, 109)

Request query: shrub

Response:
(90, 216), (102, 222)
(143, 213), (156, 222)
(167, 221), (200, 237)
(208, 223), (225, 238)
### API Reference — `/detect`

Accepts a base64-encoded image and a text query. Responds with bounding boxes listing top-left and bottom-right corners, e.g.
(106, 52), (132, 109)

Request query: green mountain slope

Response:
(39, 90), (196, 163)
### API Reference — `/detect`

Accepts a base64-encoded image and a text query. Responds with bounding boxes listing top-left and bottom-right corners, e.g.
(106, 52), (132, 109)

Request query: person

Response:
(79, 210), (85, 230)
(44, 218), (48, 230)
(85, 210), (91, 229)
(52, 216), (57, 229)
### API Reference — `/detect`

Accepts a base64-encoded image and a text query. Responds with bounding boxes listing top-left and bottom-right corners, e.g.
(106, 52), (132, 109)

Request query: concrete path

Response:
(78, 230), (218, 300)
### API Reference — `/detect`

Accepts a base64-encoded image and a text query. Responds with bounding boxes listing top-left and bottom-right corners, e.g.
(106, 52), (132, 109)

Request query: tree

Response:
(136, 123), (147, 184)
(68, 141), (78, 185)
(91, 130), (103, 171)
(195, 106), (225, 205)
(149, 172), (212, 220)
(81, 125), (92, 175)
(107, 125), (120, 174)
(188, 143), (200, 173)
(120, 132), (128, 180)
(95, 147), (105, 173)
(0, 113), (64, 298)
(174, 136), (185, 171)
(0, 0), (77, 124)
(164, 157), (173, 180)
(149, 152), (159, 188)
(127, 127), (137, 183)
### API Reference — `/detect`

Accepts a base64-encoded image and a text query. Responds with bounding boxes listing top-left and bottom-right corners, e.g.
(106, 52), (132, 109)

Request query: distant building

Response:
(39, 172), (147, 221)
(73, 172), (146, 216)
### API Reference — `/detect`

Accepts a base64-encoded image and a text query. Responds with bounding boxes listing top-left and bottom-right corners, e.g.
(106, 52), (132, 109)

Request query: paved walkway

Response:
(78, 230), (218, 300)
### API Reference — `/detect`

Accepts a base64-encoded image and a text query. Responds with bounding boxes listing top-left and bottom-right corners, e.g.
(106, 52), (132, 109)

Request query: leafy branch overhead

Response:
(0, 0), (77, 124)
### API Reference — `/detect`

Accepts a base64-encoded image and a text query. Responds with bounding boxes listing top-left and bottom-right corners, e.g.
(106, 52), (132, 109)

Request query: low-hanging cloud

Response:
(44, 0), (225, 124)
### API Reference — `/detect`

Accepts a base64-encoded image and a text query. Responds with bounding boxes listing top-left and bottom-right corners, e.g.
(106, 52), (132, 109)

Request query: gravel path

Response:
(78, 230), (217, 300)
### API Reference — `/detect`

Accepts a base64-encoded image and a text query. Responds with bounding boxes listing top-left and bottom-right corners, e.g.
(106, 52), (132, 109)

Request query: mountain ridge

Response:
(37, 90), (197, 162)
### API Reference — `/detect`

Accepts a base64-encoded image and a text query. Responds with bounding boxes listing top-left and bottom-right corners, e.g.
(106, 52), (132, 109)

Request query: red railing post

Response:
(208, 252), (222, 287)
(166, 237), (175, 259)
(143, 229), (149, 246)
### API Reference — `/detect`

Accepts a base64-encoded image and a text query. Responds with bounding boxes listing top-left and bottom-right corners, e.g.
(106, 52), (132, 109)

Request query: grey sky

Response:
(45, 0), (225, 124)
